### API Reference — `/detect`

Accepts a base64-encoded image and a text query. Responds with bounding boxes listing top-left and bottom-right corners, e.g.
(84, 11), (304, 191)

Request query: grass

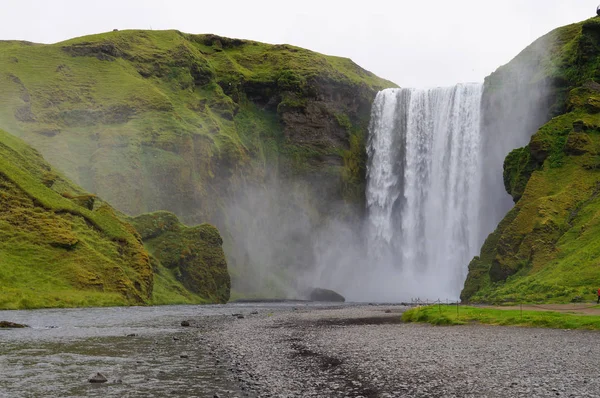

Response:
(402, 305), (600, 330)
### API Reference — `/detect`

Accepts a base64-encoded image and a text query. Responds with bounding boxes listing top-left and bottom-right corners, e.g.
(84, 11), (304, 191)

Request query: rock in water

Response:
(181, 320), (190, 327)
(0, 321), (28, 328)
(309, 288), (345, 302)
(88, 373), (108, 383)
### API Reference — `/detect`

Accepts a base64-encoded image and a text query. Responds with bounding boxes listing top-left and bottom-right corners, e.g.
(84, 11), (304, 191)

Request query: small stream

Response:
(0, 303), (303, 398)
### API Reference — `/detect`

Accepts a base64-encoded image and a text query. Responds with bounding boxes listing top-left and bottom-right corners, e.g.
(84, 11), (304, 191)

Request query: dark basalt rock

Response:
(0, 321), (28, 328)
(309, 288), (345, 302)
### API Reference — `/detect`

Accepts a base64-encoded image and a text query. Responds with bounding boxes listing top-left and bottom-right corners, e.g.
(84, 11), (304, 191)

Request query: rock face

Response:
(130, 212), (230, 303)
(462, 18), (600, 303)
(309, 288), (345, 302)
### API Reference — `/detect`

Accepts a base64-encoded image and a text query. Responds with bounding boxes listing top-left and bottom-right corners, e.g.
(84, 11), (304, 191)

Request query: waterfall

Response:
(366, 83), (484, 299)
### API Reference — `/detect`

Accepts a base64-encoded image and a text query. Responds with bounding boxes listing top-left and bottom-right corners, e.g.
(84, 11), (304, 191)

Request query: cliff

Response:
(0, 30), (395, 295)
(462, 18), (600, 303)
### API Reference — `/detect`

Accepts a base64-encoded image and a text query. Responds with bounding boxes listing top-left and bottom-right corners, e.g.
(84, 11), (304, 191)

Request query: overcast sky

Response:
(1, 1), (596, 87)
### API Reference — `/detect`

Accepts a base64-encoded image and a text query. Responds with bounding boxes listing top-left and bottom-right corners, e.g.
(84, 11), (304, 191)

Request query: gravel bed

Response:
(203, 305), (600, 398)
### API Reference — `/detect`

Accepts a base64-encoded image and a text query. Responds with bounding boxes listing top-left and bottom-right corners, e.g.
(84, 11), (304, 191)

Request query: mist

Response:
(224, 29), (560, 303)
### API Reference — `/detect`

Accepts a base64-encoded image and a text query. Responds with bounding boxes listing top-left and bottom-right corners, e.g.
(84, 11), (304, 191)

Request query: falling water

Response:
(366, 84), (484, 299)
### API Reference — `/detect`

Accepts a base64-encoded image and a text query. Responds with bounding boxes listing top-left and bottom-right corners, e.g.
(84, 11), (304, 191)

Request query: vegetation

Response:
(462, 18), (600, 303)
(130, 211), (230, 304)
(402, 305), (600, 330)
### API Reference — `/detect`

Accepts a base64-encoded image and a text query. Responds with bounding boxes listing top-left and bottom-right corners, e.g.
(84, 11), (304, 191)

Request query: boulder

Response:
(308, 288), (345, 302)
(88, 373), (108, 383)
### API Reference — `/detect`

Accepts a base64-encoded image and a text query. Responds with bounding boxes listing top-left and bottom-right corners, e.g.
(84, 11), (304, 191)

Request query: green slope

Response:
(0, 128), (229, 308)
(462, 18), (600, 303)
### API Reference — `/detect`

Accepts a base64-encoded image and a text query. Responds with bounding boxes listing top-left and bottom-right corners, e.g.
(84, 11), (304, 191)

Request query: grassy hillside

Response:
(0, 128), (229, 309)
(462, 18), (600, 303)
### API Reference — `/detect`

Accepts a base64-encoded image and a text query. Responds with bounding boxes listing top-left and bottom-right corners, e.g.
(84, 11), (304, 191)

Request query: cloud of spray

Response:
(224, 31), (560, 303)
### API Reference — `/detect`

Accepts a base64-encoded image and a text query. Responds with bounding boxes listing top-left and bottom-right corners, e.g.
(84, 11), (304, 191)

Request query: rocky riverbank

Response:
(204, 304), (600, 397)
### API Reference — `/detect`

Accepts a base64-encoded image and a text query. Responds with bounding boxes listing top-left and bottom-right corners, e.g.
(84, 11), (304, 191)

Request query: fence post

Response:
(520, 302), (523, 320)
(456, 301), (459, 319)
(438, 299), (441, 314)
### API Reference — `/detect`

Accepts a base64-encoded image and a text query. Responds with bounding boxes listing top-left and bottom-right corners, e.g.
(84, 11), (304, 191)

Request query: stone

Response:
(181, 320), (190, 327)
(308, 288), (345, 302)
(88, 373), (108, 383)
(0, 321), (28, 328)
(180, 354), (189, 358)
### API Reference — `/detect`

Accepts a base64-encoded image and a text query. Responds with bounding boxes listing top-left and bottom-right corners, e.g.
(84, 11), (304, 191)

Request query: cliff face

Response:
(0, 31), (395, 296)
(0, 128), (230, 309)
(462, 18), (600, 303)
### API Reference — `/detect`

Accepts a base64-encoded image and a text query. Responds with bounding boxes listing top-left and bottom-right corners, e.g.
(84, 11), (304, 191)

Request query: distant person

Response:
(597, 288), (600, 304)
(597, 5), (600, 17)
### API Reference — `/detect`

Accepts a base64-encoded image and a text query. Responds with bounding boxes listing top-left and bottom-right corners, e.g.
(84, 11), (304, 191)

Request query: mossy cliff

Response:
(0, 31), (395, 296)
(462, 18), (600, 303)
(130, 211), (230, 304)
(0, 128), (229, 309)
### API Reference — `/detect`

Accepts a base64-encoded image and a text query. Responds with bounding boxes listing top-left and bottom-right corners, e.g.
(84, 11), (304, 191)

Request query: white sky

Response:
(1, 1), (596, 87)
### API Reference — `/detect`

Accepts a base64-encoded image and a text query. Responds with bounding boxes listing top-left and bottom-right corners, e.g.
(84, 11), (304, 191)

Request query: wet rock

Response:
(0, 321), (28, 328)
(237, 315), (245, 319)
(88, 372), (108, 383)
(126, 333), (137, 337)
(181, 320), (190, 327)
(180, 354), (189, 359)
(308, 288), (346, 302)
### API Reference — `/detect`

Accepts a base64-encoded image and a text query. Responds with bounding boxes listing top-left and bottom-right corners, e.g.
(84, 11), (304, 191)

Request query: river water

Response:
(0, 303), (308, 398)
